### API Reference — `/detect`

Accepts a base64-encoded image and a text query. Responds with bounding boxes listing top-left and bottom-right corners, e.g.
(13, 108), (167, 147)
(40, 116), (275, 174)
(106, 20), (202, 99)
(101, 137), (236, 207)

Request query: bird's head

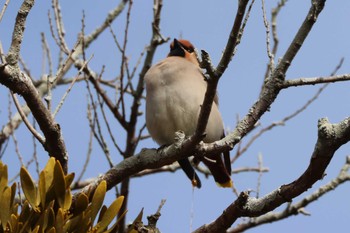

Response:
(168, 38), (199, 66)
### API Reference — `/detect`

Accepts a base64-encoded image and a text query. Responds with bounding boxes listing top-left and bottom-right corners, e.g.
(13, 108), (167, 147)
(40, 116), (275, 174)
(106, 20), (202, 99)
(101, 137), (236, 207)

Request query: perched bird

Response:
(145, 38), (232, 188)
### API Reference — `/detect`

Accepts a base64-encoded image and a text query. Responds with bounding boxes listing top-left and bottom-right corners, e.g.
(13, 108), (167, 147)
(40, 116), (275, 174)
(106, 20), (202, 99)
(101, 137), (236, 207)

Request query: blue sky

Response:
(1, 0), (350, 232)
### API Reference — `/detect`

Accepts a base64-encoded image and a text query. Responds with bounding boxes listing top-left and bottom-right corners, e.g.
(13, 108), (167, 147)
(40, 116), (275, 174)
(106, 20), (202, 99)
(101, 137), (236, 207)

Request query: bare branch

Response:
(272, 0), (325, 80)
(53, 54), (93, 118)
(282, 73), (350, 88)
(11, 92), (45, 145)
(229, 155), (350, 233)
(84, 0), (129, 48)
(6, 0), (35, 66)
(0, 0), (69, 172)
(0, 0), (11, 23)
(261, 0), (274, 72)
(263, 0), (287, 81)
(210, 0), (327, 156)
(51, 0), (69, 53)
(196, 0), (251, 146)
(193, 117), (350, 233)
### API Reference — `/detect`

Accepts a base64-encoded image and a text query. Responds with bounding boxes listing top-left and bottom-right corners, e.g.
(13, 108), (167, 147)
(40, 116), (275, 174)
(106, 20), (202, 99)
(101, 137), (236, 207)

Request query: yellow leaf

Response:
(105, 210), (128, 233)
(0, 162), (8, 191)
(10, 214), (18, 233)
(91, 181), (107, 224)
(95, 196), (124, 233)
(47, 207), (55, 230)
(46, 227), (56, 233)
(54, 161), (66, 208)
(39, 172), (46, 209)
(55, 208), (64, 233)
(42, 158), (55, 190)
(97, 205), (107, 223)
(20, 167), (39, 210)
(64, 173), (75, 189)
(0, 186), (11, 231)
(10, 182), (17, 208)
(74, 193), (89, 216)
(31, 225), (40, 233)
(63, 189), (72, 211)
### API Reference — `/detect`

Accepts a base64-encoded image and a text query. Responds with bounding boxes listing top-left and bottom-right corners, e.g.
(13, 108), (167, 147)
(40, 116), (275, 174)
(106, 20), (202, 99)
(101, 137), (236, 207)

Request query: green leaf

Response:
(20, 167), (39, 210)
(95, 196), (124, 233)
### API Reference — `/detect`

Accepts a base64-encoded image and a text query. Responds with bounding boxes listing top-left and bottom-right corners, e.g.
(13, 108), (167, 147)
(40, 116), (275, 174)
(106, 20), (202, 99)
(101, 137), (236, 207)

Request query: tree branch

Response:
(0, 0), (69, 173)
(193, 117), (350, 233)
(229, 156), (350, 232)
(282, 74), (350, 88)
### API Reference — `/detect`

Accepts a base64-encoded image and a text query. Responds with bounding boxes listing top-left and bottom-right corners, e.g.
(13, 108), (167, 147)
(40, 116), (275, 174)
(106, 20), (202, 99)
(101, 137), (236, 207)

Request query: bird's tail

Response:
(178, 158), (202, 188)
(201, 153), (232, 188)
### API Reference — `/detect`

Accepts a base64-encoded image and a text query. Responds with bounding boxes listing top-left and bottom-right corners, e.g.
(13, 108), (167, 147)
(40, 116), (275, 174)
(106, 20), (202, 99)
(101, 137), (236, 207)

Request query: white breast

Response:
(145, 57), (224, 146)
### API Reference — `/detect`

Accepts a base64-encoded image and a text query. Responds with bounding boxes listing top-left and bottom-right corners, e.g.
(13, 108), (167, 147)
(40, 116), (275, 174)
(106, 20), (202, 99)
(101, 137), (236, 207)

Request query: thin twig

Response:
(31, 119), (40, 177)
(53, 54), (94, 118)
(117, 0), (133, 120)
(52, 0), (69, 53)
(0, 0), (11, 23)
(96, 92), (124, 155)
(11, 92), (45, 145)
(236, 58), (345, 161)
(85, 79), (114, 168)
(41, 32), (53, 77)
(261, 0), (274, 73)
(75, 122), (94, 183)
(255, 153), (263, 198)
(282, 73), (350, 88)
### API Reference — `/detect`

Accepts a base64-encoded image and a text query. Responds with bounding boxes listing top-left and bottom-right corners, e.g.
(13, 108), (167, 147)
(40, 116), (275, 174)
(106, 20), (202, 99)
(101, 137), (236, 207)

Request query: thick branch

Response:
(193, 117), (350, 233)
(194, 0), (250, 144)
(0, 65), (69, 173)
(229, 156), (350, 233)
(0, 0), (68, 173)
(6, 0), (34, 66)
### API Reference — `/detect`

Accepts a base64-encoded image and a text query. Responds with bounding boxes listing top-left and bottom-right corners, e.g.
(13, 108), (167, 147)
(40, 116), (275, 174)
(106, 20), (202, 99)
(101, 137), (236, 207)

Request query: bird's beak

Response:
(168, 38), (185, 57)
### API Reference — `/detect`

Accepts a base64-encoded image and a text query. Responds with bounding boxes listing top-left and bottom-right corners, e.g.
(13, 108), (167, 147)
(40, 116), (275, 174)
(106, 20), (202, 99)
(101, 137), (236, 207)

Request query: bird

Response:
(144, 38), (232, 188)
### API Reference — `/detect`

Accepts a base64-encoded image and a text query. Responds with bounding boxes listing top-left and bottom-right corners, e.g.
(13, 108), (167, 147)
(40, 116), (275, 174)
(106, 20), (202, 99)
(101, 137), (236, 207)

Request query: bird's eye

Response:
(183, 46), (194, 53)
